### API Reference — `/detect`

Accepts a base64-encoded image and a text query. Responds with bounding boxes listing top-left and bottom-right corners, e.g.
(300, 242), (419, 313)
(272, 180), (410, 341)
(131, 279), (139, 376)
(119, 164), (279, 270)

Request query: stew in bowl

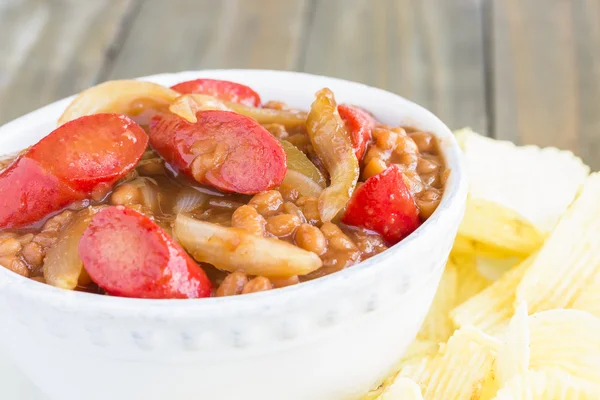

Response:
(0, 78), (447, 299)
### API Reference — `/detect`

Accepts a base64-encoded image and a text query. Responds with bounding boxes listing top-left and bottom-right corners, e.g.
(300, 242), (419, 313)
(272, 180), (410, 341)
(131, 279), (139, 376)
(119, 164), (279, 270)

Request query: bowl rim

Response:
(0, 69), (468, 318)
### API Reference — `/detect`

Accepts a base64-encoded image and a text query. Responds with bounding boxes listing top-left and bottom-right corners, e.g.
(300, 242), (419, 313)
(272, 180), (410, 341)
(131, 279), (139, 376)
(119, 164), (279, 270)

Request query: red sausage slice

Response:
(338, 104), (375, 161)
(0, 158), (81, 229)
(79, 206), (212, 299)
(27, 114), (148, 194)
(342, 165), (421, 245)
(0, 114), (148, 229)
(171, 78), (262, 107)
(149, 110), (287, 194)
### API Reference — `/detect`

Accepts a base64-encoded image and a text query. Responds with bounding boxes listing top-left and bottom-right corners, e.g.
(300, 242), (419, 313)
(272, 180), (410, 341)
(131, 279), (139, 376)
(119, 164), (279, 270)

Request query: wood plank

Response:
(302, 0), (488, 135)
(0, 0), (136, 124)
(573, 0), (600, 170)
(106, 0), (310, 80)
(491, 0), (600, 170)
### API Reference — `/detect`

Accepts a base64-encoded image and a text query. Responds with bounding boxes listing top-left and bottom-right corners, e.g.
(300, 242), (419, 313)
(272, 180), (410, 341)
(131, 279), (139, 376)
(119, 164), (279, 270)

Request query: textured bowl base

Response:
(0, 345), (45, 400)
(0, 271), (441, 400)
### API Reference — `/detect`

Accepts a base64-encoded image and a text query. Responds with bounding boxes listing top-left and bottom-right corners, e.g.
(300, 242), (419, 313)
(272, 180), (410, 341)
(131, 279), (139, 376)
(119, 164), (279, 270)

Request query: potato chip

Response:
(571, 271), (600, 318)
(476, 255), (523, 282)
(422, 327), (500, 399)
(418, 263), (458, 342)
(361, 340), (438, 400)
(378, 377), (423, 400)
(516, 173), (600, 314)
(419, 255), (493, 343)
(528, 309), (600, 382)
(496, 303), (530, 386)
(459, 198), (545, 257)
(492, 368), (600, 400)
(480, 372), (501, 400)
(452, 234), (515, 259)
(451, 254), (492, 304)
(400, 339), (439, 364)
(450, 254), (535, 335)
(397, 357), (434, 393)
(455, 128), (589, 234)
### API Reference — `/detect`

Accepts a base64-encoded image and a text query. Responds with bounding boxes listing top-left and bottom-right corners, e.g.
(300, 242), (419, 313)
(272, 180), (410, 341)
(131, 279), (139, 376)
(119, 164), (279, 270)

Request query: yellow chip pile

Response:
(363, 130), (600, 399)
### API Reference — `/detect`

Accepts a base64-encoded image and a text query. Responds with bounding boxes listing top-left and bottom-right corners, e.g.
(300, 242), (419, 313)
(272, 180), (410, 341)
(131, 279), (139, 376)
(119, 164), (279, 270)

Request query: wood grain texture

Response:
(302, 0), (488, 134)
(0, 0), (136, 124)
(2, 0), (599, 170)
(491, 0), (600, 169)
(105, 0), (311, 80)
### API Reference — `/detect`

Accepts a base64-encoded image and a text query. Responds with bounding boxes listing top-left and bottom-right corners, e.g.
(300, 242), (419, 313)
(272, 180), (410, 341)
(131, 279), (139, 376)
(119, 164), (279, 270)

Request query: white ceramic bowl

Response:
(0, 70), (467, 400)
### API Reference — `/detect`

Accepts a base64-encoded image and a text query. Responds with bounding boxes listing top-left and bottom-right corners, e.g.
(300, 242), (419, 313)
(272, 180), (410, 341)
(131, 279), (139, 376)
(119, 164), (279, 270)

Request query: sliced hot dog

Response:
(338, 104), (375, 161)
(27, 113), (148, 193)
(0, 158), (81, 229)
(149, 110), (287, 194)
(171, 78), (262, 107)
(0, 114), (148, 229)
(79, 206), (212, 299)
(342, 165), (421, 245)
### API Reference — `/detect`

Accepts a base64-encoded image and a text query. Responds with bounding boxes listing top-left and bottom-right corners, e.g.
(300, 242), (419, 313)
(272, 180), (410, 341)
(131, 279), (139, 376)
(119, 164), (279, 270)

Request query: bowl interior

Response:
(0, 69), (468, 316)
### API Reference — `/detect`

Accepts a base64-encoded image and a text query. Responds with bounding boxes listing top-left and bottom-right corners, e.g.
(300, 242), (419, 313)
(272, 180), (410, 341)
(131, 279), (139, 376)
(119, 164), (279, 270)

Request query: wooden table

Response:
(1, 0), (598, 169)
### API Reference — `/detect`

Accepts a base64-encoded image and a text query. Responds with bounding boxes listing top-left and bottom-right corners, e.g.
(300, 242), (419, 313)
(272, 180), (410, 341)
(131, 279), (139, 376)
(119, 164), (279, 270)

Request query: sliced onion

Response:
(306, 89), (359, 222)
(174, 214), (322, 278)
(43, 207), (99, 289)
(58, 80), (179, 125)
(0, 150), (21, 172)
(281, 170), (323, 198)
(173, 187), (207, 214)
(170, 94), (306, 129)
(229, 102), (307, 129)
(278, 139), (326, 187)
(169, 94), (232, 122)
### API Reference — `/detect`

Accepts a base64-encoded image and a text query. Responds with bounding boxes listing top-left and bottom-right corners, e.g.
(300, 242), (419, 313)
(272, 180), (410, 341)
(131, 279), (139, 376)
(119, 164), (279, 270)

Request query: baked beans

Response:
(265, 214), (302, 238)
(232, 205), (266, 237)
(242, 276), (274, 294)
(216, 271), (248, 297)
(294, 224), (327, 256)
(249, 191), (284, 217)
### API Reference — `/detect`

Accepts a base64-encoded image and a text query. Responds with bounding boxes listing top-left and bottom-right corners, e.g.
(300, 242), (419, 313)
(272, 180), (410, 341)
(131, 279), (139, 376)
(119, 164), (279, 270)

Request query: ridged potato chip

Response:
(400, 340), (439, 364)
(528, 309), (600, 382)
(418, 262), (458, 342)
(419, 255), (492, 343)
(397, 357), (434, 393)
(459, 199), (545, 257)
(571, 271), (600, 318)
(422, 327), (500, 399)
(476, 255), (523, 282)
(455, 128), (589, 234)
(492, 368), (600, 400)
(361, 340), (438, 400)
(378, 378), (423, 400)
(451, 254), (492, 304)
(516, 174), (600, 314)
(479, 373), (501, 400)
(451, 254), (535, 335)
(452, 234), (516, 259)
(496, 303), (530, 386)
